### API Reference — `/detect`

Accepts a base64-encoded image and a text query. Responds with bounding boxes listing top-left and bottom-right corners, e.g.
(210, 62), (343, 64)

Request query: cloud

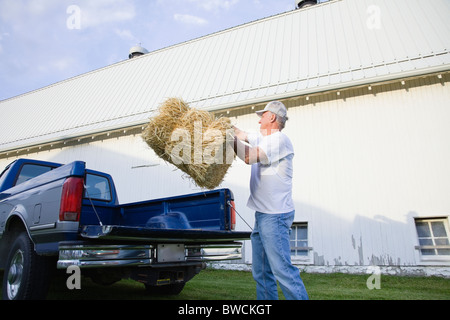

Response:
(114, 29), (139, 43)
(0, 32), (10, 54)
(79, 0), (136, 29)
(174, 14), (208, 26)
(0, 32), (10, 39)
(187, 0), (240, 12)
(36, 57), (76, 73)
(52, 57), (75, 72)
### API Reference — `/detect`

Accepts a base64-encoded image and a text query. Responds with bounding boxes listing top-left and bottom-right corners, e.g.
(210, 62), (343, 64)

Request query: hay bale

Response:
(142, 98), (234, 189)
(142, 98), (189, 161)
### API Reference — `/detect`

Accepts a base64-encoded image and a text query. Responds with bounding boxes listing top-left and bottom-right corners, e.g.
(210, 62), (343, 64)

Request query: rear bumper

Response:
(57, 242), (243, 269)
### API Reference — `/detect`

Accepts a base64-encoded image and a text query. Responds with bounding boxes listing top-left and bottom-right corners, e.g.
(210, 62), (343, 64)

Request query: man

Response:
(232, 101), (308, 300)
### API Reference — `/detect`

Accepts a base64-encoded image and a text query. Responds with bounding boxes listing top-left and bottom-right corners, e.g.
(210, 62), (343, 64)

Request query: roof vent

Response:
(295, 0), (318, 9)
(128, 45), (149, 59)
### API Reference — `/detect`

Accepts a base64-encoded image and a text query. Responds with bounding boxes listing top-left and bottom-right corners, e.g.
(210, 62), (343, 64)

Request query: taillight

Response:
(59, 177), (84, 222)
(230, 200), (236, 231)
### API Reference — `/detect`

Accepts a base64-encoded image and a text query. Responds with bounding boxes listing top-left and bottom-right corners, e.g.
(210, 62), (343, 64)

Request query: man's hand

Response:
(233, 135), (268, 165)
(232, 125), (249, 143)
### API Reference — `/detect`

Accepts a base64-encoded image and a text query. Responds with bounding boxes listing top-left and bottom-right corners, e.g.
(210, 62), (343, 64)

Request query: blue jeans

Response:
(251, 211), (309, 300)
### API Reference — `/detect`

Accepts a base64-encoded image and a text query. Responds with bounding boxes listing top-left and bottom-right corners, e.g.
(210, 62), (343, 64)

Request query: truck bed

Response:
(80, 188), (240, 234)
(57, 188), (251, 269)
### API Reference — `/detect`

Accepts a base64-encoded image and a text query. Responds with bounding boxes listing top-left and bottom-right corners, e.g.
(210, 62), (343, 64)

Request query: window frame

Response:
(13, 163), (54, 187)
(414, 217), (450, 263)
(290, 222), (313, 264)
(84, 173), (112, 202)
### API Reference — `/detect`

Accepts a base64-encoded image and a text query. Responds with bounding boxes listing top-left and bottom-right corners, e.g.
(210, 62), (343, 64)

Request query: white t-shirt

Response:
(246, 131), (295, 214)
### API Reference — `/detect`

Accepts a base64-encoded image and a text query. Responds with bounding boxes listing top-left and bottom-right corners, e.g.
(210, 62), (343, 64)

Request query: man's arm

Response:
(232, 126), (249, 143)
(233, 136), (268, 165)
(230, 125), (268, 165)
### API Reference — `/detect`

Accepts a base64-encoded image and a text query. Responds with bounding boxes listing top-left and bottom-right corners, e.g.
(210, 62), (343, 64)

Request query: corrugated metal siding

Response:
(1, 0), (449, 153)
(284, 76), (450, 266)
(1, 74), (448, 267)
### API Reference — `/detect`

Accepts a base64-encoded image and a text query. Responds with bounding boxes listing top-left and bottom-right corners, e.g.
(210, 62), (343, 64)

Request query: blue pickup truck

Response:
(0, 159), (250, 300)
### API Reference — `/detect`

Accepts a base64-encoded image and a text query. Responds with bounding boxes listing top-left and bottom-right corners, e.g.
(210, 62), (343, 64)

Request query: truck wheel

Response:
(145, 283), (185, 295)
(2, 232), (51, 300)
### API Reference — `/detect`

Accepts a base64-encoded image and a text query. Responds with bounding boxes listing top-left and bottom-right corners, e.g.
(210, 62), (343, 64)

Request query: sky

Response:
(0, 0), (327, 101)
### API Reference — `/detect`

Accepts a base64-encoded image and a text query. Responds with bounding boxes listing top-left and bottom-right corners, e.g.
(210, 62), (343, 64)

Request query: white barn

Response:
(1, 0), (449, 276)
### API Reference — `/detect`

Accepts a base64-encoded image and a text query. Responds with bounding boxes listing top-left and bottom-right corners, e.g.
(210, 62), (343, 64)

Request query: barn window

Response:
(414, 218), (450, 260)
(290, 223), (312, 263)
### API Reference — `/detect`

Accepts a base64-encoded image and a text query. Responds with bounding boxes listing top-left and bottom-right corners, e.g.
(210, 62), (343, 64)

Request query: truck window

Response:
(84, 174), (112, 201)
(0, 162), (13, 188)
(15, 164), (54, 186)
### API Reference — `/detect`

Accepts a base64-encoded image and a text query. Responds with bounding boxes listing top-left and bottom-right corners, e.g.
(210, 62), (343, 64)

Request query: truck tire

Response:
(2, 231), (52, 300)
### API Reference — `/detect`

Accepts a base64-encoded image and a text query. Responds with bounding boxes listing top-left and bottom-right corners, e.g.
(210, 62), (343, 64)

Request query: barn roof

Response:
(1, 0), (449, 153)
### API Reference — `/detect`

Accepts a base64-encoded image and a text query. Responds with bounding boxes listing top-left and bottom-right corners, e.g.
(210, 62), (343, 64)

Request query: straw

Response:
(142, 98), (234, 189)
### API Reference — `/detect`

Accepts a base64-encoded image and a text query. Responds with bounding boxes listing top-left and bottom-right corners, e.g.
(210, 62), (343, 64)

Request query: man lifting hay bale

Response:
(142, 98), (235, 189)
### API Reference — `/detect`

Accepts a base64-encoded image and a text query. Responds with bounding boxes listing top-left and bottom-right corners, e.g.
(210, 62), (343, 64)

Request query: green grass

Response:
(48, 269), (450, 300)
(2, 268), (449, 300)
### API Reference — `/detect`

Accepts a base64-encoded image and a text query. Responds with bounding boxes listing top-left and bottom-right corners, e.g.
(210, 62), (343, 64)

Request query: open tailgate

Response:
(80, 225), (251, 243)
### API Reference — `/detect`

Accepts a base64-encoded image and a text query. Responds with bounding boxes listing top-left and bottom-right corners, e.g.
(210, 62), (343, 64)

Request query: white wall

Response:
(282, 77), (450, 267)
(2, 75), (449, 268)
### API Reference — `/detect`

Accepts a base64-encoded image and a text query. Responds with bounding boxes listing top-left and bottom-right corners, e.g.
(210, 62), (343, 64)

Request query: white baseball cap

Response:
(256, 101), (288, 119)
